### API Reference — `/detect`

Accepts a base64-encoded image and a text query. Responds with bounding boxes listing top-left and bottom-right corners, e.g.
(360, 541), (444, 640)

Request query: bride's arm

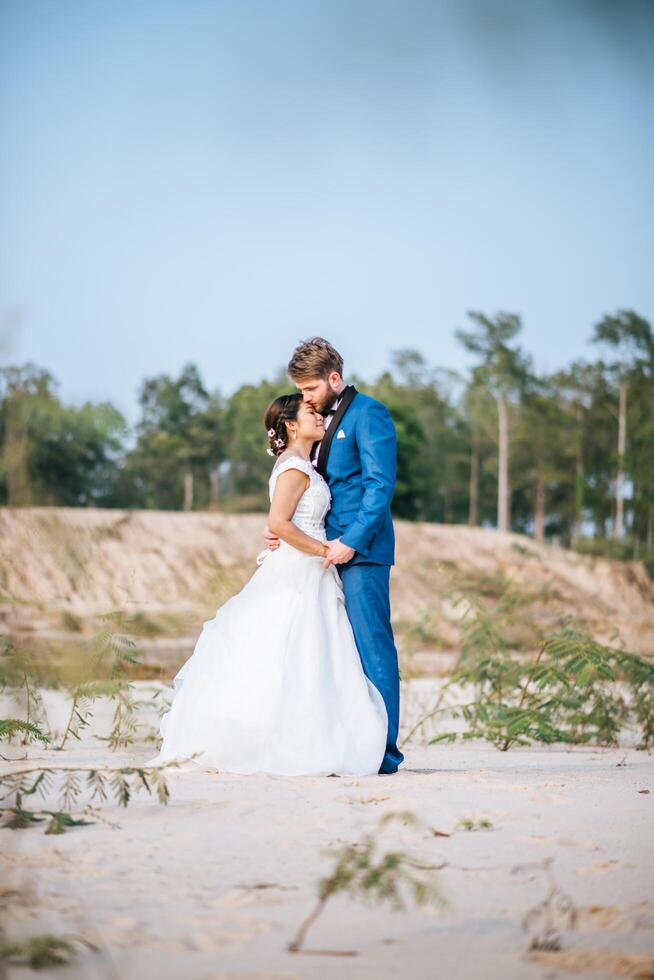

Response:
(268, 470), (329, 558)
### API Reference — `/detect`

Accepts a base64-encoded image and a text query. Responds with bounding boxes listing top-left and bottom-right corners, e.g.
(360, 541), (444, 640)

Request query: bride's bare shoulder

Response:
(270, 452), (312, 483)
(271, 451), (310, 470)
(270, 454), (314, 493)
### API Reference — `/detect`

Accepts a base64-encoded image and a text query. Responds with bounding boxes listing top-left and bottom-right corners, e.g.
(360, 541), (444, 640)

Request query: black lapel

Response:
(316, 385), (358, 477)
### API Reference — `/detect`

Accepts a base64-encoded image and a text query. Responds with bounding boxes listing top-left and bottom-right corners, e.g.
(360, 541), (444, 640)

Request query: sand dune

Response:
(1, 507), (652, 655)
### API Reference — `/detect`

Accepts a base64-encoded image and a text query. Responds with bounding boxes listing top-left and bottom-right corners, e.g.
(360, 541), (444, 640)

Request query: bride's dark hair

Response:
(264, 393), (303, 457)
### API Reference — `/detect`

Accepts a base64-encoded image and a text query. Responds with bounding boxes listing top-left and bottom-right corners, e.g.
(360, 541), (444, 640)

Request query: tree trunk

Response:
(468, 428), (479, 526)
(210, 467), (221, 507)
(534, 466), (545, 543)
(614, 378), (627, 539)
(4, 393), (31, 506)
(573, 453), (584, 546)
(571, 406), (584, 547)
(496, 393), (510, 532)
(443, 483), (451, 524)
(183, 470), (193, 512)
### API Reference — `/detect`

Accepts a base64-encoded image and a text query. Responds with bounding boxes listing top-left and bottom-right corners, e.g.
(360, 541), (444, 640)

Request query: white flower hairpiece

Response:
(274, 437), (284, 448)
(267, 427), (276, 438)
(266, 447), (275, 456)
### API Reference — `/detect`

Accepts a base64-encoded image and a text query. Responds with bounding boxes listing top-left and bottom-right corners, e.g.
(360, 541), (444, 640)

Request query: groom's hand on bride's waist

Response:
(263, 525), (281, 550)
(323, 538), (355, 568)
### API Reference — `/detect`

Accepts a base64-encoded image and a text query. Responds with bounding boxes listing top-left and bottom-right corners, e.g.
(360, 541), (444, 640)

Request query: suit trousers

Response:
(337, 562), (404, 773)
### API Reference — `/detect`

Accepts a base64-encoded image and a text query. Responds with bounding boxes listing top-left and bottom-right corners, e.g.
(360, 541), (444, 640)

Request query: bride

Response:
(146, 393), (388, 776)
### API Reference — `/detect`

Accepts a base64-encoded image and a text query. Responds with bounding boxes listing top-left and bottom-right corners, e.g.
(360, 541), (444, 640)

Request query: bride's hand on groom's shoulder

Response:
(263, 525), (281, 550)
(323, 538), (355, 569)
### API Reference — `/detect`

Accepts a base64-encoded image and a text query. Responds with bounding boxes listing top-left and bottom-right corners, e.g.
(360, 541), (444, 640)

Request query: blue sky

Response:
(1, 0), (653, 423)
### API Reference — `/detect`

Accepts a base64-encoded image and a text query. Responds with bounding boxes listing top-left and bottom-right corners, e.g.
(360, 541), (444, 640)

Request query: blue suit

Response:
(316, 387), (404, 773)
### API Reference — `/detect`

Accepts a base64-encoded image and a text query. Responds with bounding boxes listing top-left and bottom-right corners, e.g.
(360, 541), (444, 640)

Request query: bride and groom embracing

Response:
(148, 337), (404, 777)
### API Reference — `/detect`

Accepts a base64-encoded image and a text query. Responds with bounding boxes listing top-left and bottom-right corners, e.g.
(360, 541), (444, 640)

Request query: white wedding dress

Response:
(146, 455), (388, 776)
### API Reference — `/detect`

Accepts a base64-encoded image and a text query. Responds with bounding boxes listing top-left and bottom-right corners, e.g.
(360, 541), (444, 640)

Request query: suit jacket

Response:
(315, 386), (396, 566)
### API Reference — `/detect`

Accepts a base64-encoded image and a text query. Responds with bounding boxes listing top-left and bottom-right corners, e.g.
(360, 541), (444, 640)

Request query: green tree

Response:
(460, 372), (496, 527)
(628, 356), (654, 555)
(456, 312), (531, 532)
(383, 398), (425, 519)
(365, 352), (467, 523)
(221, 370), (290, 505)
(122, 364), (224, 510)
(512, 372), (573, 542)
(0, 364), (128, 506)
(0, 363), (54, 505)
(547, 362), (597, 545)
(592, 310), (654, 540)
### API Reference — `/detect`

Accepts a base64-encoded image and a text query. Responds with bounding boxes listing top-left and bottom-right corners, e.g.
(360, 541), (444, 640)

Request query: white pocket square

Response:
(336, 429), (346, 439)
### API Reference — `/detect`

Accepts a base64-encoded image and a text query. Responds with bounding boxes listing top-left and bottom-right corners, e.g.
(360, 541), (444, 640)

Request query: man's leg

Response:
(338, 562), (404, 774)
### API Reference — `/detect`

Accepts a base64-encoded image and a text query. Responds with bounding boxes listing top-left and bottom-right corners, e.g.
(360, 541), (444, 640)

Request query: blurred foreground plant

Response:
(456, 816), (493, 831)
(0, 757), (194, 835)
(0, 612), (147, 753)
(0, 933), (99, 970)
(517, 857), (578, 952)
(57, 610), (141, 750)
(405, 584), (654, 752)
(287, 811), (445, 955)
(0, 636), (51, 747)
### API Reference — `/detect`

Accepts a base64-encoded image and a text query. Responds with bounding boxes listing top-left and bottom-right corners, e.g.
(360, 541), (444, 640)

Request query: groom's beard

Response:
(318, 391), (340, 415)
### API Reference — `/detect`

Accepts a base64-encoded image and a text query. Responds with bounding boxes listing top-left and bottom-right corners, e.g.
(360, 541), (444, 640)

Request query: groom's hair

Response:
(287, 337), (344, 381)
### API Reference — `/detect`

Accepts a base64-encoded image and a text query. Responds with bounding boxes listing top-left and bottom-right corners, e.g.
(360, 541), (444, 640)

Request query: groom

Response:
(265, 337), (404, 774)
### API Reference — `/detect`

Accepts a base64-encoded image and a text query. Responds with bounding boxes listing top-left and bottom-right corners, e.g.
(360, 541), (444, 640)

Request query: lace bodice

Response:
(269, 455), (331, 541)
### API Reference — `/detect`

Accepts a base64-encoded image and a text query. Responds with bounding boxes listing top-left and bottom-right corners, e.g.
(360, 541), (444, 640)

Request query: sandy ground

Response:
(2, 683), (653, 980)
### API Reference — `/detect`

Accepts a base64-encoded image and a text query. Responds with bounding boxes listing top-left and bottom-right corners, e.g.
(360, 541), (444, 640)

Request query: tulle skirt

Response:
(146, 541), (388, 776)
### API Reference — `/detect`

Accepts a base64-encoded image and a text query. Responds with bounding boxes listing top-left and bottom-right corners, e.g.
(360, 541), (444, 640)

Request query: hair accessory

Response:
(274, 437), (285, 448)
(267, 427), (276, 438)
(266, 447), (275, 456)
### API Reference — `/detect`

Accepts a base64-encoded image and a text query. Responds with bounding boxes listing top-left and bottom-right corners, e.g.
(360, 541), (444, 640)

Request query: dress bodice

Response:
(269, 455), (331, 541)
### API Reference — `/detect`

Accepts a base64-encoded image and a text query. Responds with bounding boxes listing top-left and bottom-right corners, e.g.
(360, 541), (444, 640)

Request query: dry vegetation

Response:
(1, 508), (652, 675)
